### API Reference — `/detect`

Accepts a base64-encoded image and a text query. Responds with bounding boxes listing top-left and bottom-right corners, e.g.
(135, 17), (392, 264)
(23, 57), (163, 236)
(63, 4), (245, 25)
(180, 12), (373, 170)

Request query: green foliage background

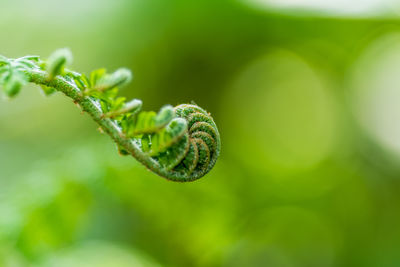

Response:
(1, 0), (400, 266)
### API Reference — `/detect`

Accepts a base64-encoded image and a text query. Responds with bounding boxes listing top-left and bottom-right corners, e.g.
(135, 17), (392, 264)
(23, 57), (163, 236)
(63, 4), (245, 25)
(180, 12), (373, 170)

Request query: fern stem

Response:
(28, 69), (186, 181)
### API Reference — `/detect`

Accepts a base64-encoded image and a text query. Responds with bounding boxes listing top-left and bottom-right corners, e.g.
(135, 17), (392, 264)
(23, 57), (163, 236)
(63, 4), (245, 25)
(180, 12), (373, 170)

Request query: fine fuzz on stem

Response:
(0, 49), (221, 182)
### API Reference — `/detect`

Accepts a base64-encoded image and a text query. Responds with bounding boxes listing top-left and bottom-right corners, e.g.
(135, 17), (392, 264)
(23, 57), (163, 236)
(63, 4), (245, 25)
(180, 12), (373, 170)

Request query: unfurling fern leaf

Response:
(0, 49), (220, 182)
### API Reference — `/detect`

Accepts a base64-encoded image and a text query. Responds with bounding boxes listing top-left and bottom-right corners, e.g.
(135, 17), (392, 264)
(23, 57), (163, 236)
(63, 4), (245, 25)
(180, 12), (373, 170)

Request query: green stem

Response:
(28, 69), (188, 181)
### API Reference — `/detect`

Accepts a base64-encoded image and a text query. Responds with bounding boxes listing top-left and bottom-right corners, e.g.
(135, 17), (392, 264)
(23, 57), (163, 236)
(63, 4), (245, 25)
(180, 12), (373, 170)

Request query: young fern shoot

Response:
(0, 49), (220, 182)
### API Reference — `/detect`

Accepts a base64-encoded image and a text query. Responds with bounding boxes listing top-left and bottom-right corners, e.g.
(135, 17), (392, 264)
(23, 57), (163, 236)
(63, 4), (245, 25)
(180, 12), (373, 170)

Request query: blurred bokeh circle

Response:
(350, 33), (400, 158)
(223, 50), (338, 175)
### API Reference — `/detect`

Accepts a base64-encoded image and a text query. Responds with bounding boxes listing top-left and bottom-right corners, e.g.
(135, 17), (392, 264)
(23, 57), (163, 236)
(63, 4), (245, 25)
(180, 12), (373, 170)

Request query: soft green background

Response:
(2, 0), (400, 266)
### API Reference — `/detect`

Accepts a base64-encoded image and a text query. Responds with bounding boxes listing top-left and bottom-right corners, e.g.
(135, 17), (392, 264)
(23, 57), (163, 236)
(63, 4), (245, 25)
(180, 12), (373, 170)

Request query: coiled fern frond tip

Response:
(0, 49), (221, 182)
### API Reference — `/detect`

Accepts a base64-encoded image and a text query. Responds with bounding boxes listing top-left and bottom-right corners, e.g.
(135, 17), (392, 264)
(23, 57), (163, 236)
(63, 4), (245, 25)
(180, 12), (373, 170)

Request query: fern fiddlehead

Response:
(0, 49), (220, 182)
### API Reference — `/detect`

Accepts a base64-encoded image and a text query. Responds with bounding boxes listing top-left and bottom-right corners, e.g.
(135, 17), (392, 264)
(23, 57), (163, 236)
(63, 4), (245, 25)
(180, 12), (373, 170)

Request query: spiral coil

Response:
(114, 103), (220, 181)
(173, 104), (220, 178)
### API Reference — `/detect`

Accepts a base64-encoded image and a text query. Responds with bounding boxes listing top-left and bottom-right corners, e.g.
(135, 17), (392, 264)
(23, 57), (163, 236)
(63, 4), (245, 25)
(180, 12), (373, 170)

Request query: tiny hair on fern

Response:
(0, 48), (221, 182)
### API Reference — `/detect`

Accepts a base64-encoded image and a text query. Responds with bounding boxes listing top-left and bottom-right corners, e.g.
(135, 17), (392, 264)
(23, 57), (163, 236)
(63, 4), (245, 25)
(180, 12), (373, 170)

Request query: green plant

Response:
(0, 49), (220, 182)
